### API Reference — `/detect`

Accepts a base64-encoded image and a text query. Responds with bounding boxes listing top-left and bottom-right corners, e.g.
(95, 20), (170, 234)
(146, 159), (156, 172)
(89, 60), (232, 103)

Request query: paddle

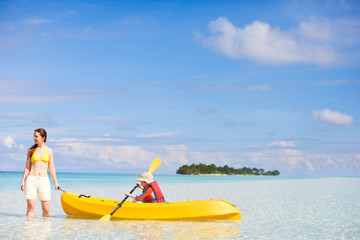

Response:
(148, 158), (161, 174)
(99, 158), (161, 221)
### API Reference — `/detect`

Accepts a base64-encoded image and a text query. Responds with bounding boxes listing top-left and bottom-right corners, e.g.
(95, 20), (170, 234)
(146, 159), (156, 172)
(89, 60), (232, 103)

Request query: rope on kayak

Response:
(57, 187), (91, 198)
(78, 194), (91, 198)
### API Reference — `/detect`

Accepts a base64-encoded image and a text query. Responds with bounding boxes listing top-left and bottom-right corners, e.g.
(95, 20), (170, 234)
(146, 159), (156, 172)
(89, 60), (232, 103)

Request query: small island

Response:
(176, 163), (280, 176)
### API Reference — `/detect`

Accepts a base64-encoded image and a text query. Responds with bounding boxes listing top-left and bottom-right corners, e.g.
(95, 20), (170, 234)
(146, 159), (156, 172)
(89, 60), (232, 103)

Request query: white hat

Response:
(137, 172), (153, 183)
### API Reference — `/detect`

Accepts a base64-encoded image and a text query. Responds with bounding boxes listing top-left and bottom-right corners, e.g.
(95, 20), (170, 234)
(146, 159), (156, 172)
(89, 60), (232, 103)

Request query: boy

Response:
(125, 172), (165, 203)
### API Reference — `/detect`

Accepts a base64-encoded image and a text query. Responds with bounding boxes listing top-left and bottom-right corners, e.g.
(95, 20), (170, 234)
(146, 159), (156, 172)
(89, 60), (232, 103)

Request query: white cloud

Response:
(182, 149), (360, 174)
(247, 84), (271, 91)
(2, 137), (358, 174)
(332, 17), (360, 45)
(88, 138), (124, 142)
(299, 17), (332, 42)
(33, 112), (56, 125)
(196, 106), (218, 114)
(0, 79), (78, 104)
(194, 82), (271, 92)
(161, 144), (189, 166)
(49, 137), (124, 143)
(23, 18), (52, 25)
(312, 108), (354, 126)
(56, 142), (152, 166)
(3, 136), (16, 148)
(55, 142), (186, 168)
(196, 17), (338, 65)
(277, 149), (307, 170)
(302, 153), (360, 173)
(0, 79), (108, 104)
(116, 16), (145, 25)
(49, 138), (84, 143)
(56, 142), (356, 173)
(136, 132), (174, 138)
(268, 141), (296, 147)
(314, 79), (360, 86)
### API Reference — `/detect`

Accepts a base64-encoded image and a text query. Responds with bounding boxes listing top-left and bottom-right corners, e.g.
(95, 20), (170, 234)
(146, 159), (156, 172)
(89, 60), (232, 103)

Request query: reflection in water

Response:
(20, 218), (52, 240)
(59, 217), (241, 239)
(122, 220), (241, 240)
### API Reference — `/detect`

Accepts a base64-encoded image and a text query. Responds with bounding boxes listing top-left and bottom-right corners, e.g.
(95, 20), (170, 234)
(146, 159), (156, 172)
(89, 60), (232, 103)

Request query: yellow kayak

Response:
(61, 192), (241, 220)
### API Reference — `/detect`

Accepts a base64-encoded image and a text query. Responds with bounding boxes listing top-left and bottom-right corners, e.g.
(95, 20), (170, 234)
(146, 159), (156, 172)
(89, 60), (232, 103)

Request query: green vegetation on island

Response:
(176, 163), (280, 176)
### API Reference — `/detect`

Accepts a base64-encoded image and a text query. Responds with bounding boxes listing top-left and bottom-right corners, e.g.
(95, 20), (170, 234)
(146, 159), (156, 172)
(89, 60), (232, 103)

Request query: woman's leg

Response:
(38, 177), (51, 217)
(41, 201), (50, 217)
(26, 199), (36, 217)
(24, 176), (37, 217)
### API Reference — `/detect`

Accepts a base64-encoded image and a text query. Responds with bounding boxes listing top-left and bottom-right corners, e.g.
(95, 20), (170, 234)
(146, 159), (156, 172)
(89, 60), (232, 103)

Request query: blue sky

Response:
(1, 0), (359, 175)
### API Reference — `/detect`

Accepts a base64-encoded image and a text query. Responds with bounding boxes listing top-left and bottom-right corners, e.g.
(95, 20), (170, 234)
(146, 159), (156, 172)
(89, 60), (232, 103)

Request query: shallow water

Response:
(0, 173), (359, 239)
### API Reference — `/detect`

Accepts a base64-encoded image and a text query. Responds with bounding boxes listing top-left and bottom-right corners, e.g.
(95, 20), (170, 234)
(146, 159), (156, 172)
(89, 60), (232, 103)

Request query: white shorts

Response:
(24, 176), (51, 201)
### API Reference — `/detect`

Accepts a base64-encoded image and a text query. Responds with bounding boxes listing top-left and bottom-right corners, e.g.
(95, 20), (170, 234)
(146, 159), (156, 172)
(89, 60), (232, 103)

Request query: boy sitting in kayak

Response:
(125, 172), (166, 203)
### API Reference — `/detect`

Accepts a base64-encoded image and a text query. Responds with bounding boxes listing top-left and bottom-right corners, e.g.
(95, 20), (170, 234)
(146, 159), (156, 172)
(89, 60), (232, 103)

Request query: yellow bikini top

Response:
(30, 146), (50, 163)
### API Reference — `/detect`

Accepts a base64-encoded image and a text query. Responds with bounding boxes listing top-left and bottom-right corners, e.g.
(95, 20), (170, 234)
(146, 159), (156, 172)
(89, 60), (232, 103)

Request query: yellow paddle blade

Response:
(99, 214), (111, 221)
(148, 158), (161, 173)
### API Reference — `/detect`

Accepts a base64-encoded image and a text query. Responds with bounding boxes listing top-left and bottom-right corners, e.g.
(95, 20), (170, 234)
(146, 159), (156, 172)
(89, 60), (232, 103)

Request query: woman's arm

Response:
(19, 150), (31, 191)
(48, 147), (60, 190)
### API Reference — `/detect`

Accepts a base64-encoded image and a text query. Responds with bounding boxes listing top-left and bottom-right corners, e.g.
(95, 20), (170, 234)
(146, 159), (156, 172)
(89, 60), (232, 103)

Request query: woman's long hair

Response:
(28, 128), (47, 157)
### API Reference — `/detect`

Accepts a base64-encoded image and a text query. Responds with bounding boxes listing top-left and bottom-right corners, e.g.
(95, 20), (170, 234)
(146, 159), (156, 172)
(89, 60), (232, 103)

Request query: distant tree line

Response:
(176, 163), (280, 176)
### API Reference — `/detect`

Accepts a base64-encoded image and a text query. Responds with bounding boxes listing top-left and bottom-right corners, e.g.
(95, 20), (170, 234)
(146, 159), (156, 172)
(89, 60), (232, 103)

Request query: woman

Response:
(19, 128), (60, 217)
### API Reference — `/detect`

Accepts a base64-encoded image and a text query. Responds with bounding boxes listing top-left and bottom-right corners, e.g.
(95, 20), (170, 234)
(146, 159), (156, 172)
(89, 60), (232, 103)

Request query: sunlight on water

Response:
(0, 173), (359, 239)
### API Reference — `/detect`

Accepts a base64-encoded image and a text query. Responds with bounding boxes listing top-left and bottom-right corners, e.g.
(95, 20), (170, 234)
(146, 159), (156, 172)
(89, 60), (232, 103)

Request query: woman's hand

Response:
(55, 184), (60, 190)
(19, 182), (24, 191)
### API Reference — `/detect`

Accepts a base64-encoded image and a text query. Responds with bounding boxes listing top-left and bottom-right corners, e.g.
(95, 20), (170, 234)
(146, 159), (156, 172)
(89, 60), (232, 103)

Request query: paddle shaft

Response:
(110, 185), (138, 216)
(99, 158), (161, 221)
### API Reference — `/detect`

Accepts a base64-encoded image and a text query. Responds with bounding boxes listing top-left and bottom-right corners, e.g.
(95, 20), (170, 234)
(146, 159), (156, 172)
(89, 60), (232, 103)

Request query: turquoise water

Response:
(1, 172), (308, 192)
(1, 172), (359, 239)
